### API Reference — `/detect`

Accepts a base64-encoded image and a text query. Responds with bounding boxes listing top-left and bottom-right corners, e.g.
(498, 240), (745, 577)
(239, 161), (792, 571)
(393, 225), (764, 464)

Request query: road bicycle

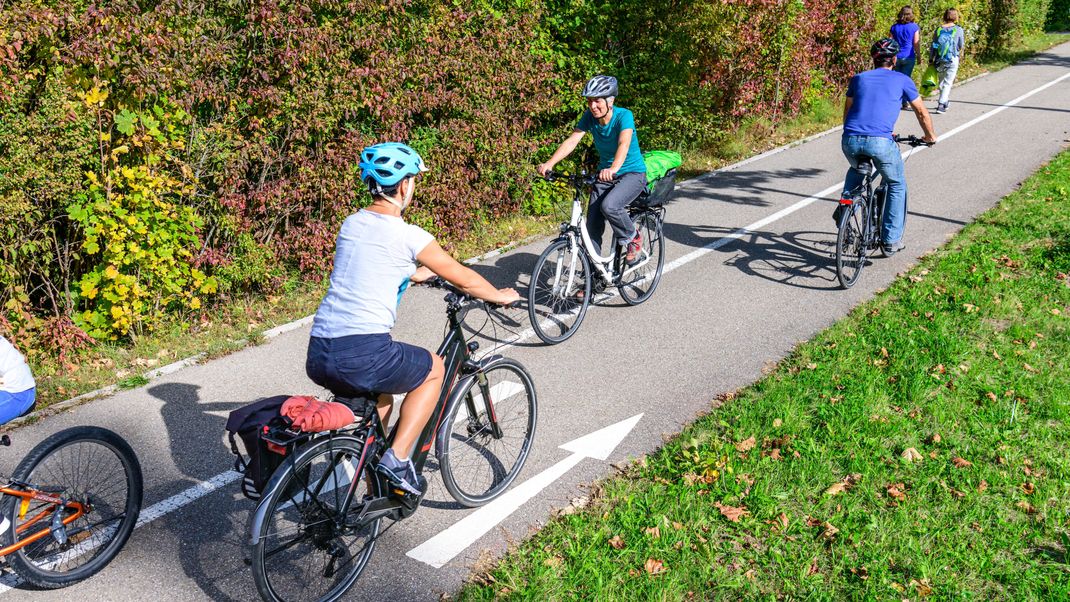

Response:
(247, 278), (537, 602)
(0, 426), (142, 588)
(527, 170), (672, 344)
(835, 135), (933, 288)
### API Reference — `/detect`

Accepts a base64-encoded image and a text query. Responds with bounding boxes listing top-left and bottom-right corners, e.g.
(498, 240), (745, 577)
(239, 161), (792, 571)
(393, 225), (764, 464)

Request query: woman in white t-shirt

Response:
(306, 142), (519, 496)
(0, 336), (36, 424)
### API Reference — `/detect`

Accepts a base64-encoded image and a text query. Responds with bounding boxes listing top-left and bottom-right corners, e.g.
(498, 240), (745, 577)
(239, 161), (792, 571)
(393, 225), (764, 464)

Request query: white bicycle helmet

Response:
(582, 75), (618, 98)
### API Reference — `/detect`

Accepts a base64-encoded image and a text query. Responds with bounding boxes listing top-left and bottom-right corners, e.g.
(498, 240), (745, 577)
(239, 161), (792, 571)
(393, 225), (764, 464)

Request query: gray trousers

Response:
(587, 171), (646, 255)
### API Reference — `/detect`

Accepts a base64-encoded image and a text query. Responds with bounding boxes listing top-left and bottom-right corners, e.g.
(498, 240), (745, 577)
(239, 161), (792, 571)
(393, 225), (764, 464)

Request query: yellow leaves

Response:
(83, 85), (109, 107)
(79, 280), (99, 300)
(104, 265), (120, 280)
(189, 297), (202, 310)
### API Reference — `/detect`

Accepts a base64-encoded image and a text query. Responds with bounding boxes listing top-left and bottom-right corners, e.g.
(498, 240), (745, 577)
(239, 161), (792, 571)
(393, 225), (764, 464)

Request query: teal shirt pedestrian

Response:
(576, 107), (646, 174)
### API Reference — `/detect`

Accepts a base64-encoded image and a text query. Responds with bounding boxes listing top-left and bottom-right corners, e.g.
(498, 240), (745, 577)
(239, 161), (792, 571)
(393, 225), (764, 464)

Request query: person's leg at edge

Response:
(0, 389), (36, 425)
(870, 137), (907, 245)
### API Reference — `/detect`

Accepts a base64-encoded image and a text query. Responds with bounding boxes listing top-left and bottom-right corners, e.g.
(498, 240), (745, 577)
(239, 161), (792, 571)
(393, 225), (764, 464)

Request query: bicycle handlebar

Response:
(893, 134), (934, 147)
(422, 276), (518, 309)
(542, 170), (598, 187)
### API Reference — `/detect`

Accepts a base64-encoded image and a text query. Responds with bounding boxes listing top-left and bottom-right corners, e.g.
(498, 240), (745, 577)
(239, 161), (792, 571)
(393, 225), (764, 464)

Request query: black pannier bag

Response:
(225, 395), (293, 500)
(633, 168), (678, 208)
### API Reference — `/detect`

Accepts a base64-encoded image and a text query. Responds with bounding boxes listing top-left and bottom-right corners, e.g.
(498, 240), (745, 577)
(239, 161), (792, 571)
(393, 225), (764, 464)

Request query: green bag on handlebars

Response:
(643, 150), (682, 192)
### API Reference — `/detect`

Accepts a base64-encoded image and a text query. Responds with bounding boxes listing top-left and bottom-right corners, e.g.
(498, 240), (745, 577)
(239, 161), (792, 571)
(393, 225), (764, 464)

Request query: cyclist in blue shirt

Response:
(537, 75), (647, 265)
(840, 38), (937, 255)
(306, 143), (519, 496)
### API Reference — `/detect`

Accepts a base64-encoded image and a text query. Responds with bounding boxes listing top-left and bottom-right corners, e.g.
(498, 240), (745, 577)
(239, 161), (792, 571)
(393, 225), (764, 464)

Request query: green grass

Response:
(458, 149), (1070, 600)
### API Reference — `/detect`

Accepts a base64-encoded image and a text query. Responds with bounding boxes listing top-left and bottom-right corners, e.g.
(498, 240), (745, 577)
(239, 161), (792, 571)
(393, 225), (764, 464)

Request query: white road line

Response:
(4, 67), (1062, 589)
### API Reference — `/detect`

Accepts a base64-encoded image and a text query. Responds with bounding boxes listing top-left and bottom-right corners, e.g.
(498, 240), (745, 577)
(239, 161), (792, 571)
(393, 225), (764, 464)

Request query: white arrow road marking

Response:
(406, 413), (642, 568)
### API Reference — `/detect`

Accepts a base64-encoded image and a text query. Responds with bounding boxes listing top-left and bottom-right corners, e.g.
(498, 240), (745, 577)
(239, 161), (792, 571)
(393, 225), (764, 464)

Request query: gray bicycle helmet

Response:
(582, 75), (618, 98)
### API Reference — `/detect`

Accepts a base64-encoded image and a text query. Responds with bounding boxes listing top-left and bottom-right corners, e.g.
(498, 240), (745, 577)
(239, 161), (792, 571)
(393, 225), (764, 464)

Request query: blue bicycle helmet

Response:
(359, 142), (428, 190)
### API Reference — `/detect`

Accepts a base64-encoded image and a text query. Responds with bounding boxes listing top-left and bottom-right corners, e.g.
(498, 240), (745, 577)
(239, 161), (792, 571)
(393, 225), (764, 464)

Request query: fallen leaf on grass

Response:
(772, 418), (783, 428)
(886, 483), (907, 501)
(1021, 482), (1035, 495)
(928, 433), (942, 444)
(825, 482), (848, 496)
(644, 526), (661, 539)
(977, 480), (988, 493)
(744, 568), (756, 581)
(807, 558), (820, 576)
(950, 488), (966, 498)
(1023, 363), (1039, 373)
(608, 535), (625, 549)
(644, 558), (667, 575)
(1016, 501), (1037, 514)
(820, 522), (839, 539)
(910, 578), (934, 596)
(715, 502), (749, 523)
(951, 457), (973, 468)
(672, 521), (684, 531)
(901, 447), (923, 463)
(543, 556), (564, 568)
(986, 391), (998, 403)
(735, 436), (756, 452)
(850, 566), (869, 580)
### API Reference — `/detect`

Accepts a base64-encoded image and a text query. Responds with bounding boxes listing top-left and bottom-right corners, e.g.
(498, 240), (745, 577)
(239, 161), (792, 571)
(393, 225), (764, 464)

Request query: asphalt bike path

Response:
(3, 45), (1068, 600)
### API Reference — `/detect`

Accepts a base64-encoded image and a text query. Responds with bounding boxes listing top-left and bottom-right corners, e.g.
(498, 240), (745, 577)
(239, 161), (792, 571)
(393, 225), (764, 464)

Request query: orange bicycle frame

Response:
(0, 486), (87, 557)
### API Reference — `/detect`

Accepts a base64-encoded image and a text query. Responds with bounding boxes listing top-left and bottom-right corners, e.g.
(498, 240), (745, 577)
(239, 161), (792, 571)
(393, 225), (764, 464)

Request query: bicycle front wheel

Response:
(835, 201), (868, 289)
(0, 426), (143, 589)
(251, 435), (379, 602)
(619, 210), (665, 305)
(438, 358), (537, 507)
(527, 237), (592, 344)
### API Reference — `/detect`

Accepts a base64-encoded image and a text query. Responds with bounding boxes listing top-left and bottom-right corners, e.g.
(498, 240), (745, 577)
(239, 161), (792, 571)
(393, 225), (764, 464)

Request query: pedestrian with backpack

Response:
(890, 6), (922, 109)
(930, 8), (965, 114)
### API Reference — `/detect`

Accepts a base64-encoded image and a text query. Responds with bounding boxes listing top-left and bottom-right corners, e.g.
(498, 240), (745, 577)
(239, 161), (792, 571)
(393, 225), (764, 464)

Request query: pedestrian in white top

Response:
(0, 336), (36, 424)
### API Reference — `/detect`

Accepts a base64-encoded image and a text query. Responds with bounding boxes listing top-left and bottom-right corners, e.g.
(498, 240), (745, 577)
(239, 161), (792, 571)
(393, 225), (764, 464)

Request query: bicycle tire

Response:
(251, 434), (379, 602)
(0, 426), (142, 589)
(438, 357), (537, 507)
(527, 237), (592, 345)
(835, 201), (868, 289)
(618, 210), (665, 305)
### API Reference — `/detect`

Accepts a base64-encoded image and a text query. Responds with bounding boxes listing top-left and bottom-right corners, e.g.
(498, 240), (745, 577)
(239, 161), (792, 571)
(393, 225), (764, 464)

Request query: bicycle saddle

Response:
(333, 393), (380, 417)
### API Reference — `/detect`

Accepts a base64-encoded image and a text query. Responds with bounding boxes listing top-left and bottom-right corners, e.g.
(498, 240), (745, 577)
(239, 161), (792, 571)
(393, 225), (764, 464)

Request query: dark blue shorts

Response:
(306, 334), (433, 397)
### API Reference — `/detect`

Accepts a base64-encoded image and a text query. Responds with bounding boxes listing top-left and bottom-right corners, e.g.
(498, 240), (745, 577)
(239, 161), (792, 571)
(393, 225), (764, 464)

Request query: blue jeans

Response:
(0, 388), (36, 425)
(893, 56), (916, 80)
(841, 135), (907, 245)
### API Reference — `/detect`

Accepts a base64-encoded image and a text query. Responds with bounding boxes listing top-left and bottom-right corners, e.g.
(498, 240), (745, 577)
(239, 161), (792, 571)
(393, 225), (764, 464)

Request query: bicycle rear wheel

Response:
(835, 201), (868, 289)
(0, 426), (142, 589)
(438, 357), (537, 507)
(527, 237), (592, 344)
(618, 210), (665, 305)
(251, 435), (379, 602)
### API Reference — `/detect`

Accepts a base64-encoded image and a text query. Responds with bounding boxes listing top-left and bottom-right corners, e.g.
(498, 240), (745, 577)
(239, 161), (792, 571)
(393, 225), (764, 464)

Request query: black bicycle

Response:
(834, 134), (932, 288)
(247, 278), (537, 602)
(527, 170), (673, 344)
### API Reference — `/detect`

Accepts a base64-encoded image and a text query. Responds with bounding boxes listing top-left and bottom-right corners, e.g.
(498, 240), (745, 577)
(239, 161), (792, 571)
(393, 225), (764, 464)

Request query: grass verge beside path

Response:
(22, 34), (1070, 417)
(459, 149), (1070, 600)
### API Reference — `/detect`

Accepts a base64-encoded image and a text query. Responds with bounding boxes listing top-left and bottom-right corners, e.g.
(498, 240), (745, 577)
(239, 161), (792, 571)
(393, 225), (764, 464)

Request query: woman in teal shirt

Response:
(537, 75), (646, 264)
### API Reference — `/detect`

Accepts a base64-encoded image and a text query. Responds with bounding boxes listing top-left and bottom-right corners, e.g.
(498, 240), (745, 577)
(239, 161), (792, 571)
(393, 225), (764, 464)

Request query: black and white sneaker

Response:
(882, 240), (906, 257)
(935, 103), (947, 114)
(376, 449), (423, 496)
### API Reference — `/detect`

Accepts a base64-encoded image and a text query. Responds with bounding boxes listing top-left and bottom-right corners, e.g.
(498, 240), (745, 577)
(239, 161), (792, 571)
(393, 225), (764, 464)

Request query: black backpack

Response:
(225, 395), (294, 500)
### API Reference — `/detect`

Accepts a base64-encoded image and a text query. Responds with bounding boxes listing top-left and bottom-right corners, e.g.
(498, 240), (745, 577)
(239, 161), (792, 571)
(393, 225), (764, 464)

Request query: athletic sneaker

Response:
(882, 240), (906, 256)
(376, 449), (423, 496)
(625, 231), (643, 265)
(935, 103), (947, 114)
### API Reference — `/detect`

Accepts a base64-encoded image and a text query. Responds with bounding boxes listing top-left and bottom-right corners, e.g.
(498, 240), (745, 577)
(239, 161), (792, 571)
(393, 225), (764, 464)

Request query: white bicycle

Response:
(527, 170), (674, 344)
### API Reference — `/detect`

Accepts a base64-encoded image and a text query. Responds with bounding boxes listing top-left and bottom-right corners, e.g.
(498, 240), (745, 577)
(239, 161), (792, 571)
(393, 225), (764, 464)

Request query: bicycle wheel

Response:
(0, 426), (142, 589)
(438, 357), (537, 507)
(835, 201), (868, 289)
(527, 237), (592, 344)
(618, 210), (665, 305)
(251, 435), (380, 602)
